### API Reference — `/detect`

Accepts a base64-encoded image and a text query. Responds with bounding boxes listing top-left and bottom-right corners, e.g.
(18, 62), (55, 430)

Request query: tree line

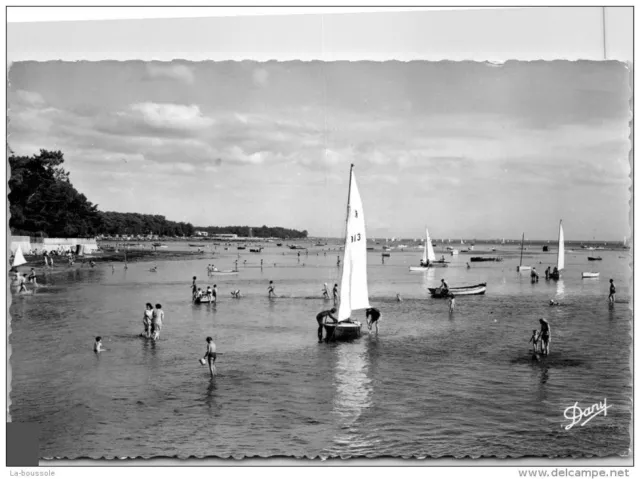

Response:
(195, 225), (308, 239)
(9, 150), (307, 239)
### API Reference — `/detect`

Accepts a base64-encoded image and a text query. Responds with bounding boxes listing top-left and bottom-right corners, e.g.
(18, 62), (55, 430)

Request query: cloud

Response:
(13, 90), (45, 107)
(145, 63), (195, 84)
(252, 68), (269, 87)
(128, 103), (214, 131)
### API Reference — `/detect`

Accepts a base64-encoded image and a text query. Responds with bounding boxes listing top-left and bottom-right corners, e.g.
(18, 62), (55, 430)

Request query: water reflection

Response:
(329, 340), (374, 453)
(556, 279), (565, 299)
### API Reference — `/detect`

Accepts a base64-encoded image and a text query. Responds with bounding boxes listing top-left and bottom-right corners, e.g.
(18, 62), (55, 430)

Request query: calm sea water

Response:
(9, 242), (632, 459)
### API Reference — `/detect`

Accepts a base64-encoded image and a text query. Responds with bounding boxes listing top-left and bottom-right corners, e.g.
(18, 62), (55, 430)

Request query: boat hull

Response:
(409, 262), (449, 271)
(209, 270), (239, 275)
(517, 265), (532, 272)
(322, 320), (362, 341)
(428, 283), (487, 297)
(470, 257), (503, 262)
(194, 297), (215, 304)
(587, 257), (603, 261)
(582, 272), (600, 278)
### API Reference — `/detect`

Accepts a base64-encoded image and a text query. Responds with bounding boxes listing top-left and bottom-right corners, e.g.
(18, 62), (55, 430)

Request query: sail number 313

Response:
(350, 233), (362, 243)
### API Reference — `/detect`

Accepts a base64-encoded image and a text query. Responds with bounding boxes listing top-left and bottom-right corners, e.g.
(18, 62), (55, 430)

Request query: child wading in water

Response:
(448, 294), (456, 313)
(529, 329), (540, 354)
(203, 337), (217, 377)
(94, 336), (106, 353)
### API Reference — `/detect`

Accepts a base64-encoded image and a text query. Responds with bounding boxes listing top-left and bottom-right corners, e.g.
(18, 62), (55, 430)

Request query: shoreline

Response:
(17, 249), (211, 269)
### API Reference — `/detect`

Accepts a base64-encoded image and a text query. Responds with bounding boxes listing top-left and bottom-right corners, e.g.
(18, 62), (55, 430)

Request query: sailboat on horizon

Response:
(549, 220), (565, 280)
(322, 164), (371, 342)
(409, 227), (448, 271)
(516, 233), (531, 272)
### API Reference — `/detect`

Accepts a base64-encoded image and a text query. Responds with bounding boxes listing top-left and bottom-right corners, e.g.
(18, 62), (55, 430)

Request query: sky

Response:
(7, 60), (631, 240)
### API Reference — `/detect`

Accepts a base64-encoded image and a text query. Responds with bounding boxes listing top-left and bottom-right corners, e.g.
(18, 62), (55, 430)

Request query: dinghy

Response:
(516, 232), (531, 272)
(322, 165), (371, 342)
(209, 269), (239, 276)
(582, 272), (600, 279)
(428, 282), (487, 297)
(194, 296), (215, 304)
(409, 227), (448, 271)
(549, 220), (565, 280)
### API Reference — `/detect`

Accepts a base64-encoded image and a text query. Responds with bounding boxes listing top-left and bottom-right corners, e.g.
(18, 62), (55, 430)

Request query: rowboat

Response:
(322, 165), (370, 342)
(428, 282), (487, 297)
(209, 270), (239, 275)
(582, 272), (600, 279)
(587, 256), (602, 261)
(194, 296), (215, 304)
(470, 257), (503, 262)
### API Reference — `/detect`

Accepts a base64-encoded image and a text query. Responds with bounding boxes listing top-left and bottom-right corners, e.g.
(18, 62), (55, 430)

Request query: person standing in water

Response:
(27, 268), (37, 285)
(152, 304), (164, 340)
(203, 336), (217, 378)
(212, 284), (218, 304)
(448, 294), (456, 313)
(440, 279), (449, 296)
(366, 308), (381, 333)
(608, 279), (616, 303)
(142, 303), (153, 338)
(268, 281), (276, 298)
(332, 283), (339, 306)
(316, 308), (338, 341)
(528, 329), (540, 354)
(191, 276), (198, 301)
(538, 318), (550, 355)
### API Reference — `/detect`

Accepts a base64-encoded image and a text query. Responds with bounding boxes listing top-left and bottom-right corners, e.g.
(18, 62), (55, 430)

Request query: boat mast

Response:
(519, 232), (525, 267)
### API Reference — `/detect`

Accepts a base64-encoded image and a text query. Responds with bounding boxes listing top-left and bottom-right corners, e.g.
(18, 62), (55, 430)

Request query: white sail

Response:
(421, 235), (428, 264)
(426, 228), (436, 262)
(338, 168), (370, 322)
(12, 246), (27, 267)
(557, 220), (565, 271)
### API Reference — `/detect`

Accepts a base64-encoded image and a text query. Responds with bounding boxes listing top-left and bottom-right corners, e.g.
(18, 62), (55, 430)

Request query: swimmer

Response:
(268, 281), (276, 298)
(365, 308), (381, 333)
(152, 304), (164, 340)
(528, 329), (540, 354)
(448, 294), (455, 313)
(332, 283), (339, 306)
(316, 308), (338, 341)
(231, 290), (241, 298)
(396, 293), (402, 302)
(322, 283), (330, 300)
(549, 299), (559, 306)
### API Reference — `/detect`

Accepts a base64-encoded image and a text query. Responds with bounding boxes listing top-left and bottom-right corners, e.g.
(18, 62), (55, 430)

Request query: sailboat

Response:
(409, 227), (448, 271)
(322, 165), (371, 341)
(12, 246), (27, 269)
(516, 233), (531, 272)
(549, 220), (564, 280)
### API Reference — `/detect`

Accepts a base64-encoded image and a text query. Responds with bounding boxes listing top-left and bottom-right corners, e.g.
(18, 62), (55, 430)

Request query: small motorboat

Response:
(582, 272), (600, 279)
(428, 282), (487, 297)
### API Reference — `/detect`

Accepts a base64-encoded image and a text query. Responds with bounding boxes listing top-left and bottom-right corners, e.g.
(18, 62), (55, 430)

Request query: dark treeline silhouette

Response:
(100, 212), (195, 237)
(196, 225), (308, 239)
(9, 149), (195, 238)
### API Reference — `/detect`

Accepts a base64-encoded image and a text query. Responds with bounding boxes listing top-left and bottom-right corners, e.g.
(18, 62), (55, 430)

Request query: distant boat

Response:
(409, 227), (448, 271)
(517, 233), (531, 272)
(549, 220), (565, 280)
(428, 282), (487, 297)
(587, 256), (602, 261)
(450, 249), (459, 255)
(237, 246), (246, 250)
(582, 272), (600, 279)
(249, 247), (263, 253)
(470, 257), (503, 262)
(322, 165), (368, 341)
(276, 243), (283, 247)
(209, 270), (239, 276)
